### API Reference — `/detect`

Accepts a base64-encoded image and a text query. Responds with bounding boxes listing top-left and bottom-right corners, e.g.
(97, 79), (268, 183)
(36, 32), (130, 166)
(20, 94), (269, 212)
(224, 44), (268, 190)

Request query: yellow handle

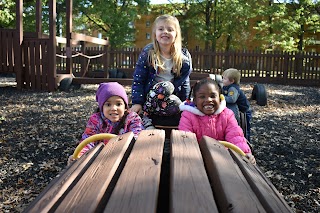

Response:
(73, 133), (117, 159)
(219, 141), (246, 156)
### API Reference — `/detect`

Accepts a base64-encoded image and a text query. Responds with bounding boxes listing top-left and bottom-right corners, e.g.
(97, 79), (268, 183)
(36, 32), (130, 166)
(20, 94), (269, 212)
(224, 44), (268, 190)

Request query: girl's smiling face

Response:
(194, 83), (221, 115)
(155, 20), (176, 48)
(102, 96), (127, 122)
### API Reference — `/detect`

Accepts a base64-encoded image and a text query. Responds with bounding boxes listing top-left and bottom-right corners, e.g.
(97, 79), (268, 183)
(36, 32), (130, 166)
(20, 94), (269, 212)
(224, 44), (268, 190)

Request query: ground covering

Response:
(0, 78), (319, 212)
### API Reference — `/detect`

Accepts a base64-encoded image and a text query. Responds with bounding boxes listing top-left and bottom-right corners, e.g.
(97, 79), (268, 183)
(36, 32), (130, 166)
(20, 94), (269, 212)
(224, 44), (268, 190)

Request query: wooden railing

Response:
(0, 29), (16, 74)
(56, 47), (320, 87)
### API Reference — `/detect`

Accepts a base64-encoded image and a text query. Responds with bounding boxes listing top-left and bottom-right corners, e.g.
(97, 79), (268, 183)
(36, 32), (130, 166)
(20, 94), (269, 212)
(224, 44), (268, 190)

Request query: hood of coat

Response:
(179, 99), (226, 116)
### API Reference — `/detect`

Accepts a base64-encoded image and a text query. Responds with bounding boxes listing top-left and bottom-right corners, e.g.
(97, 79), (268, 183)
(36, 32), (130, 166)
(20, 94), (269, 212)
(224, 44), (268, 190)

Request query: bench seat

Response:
(24, 130), (292, 213)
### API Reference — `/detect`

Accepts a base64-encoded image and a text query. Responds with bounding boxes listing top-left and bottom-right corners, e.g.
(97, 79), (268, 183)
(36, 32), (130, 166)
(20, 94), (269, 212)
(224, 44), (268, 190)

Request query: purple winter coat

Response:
(178, 99), (251, 154)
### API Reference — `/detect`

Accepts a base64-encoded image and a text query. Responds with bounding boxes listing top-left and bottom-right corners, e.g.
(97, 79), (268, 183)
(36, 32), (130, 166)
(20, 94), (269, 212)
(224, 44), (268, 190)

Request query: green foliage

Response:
(1, 0), (319, 51)
(254, 0), (320, 51)
(0, 0), (15, 28)
(72, 0), (149, 47)
(183, 0), (259, 50)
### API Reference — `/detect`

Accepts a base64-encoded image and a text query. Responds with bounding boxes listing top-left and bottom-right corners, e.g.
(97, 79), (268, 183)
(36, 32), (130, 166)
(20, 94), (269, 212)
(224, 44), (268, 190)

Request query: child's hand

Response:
(67, 155), (76, 166)
(246, 153), (256, 165)
(130, 104), (142, 114)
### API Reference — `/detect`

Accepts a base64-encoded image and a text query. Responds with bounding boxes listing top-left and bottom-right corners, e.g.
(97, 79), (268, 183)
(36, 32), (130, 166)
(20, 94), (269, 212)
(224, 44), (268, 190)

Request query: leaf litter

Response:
(0, 79), (319, 212)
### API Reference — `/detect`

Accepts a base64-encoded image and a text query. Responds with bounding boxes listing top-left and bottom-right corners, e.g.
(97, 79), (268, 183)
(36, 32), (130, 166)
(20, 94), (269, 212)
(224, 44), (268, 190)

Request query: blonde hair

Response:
(149, 15), (183, 76)
(222, 68), (241, 84)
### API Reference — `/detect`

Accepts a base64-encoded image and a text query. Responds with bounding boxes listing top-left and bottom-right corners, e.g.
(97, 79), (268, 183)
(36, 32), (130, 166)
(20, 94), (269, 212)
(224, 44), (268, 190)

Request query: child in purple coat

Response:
(68, 82), (144, 163)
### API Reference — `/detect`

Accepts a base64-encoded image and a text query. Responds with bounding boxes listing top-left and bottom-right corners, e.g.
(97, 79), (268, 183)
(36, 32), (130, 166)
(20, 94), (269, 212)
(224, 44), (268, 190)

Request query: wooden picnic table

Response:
(23, 129), (293, 213)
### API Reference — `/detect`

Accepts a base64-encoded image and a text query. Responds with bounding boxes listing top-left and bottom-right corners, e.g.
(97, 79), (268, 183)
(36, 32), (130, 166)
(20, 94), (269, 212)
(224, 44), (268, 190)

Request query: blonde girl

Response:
(131, 14), (192, 127)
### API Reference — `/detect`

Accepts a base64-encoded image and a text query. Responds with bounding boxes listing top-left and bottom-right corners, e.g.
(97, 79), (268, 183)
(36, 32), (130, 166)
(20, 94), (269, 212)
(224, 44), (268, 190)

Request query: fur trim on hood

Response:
(179, 97), (226, 116)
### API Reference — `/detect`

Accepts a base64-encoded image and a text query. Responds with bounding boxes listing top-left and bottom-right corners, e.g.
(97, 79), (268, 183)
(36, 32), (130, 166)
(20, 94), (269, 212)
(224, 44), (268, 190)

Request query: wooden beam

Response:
(72, 77), (133, 86)
(36, 0), (42, 38)
(66, 0), (72, 75)
(15, 0), (23, 89)
(71, 32), (109, 46)
(48, 0), (57, 91)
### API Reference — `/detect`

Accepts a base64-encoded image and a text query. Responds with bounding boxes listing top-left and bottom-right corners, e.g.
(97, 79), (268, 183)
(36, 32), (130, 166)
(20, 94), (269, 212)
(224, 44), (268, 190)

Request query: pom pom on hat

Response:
(96, 82), (128, 111)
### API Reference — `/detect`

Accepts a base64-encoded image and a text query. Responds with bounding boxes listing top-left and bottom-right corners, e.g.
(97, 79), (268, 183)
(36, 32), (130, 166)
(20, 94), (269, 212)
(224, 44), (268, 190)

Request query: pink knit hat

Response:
(96, 82), (128, 111)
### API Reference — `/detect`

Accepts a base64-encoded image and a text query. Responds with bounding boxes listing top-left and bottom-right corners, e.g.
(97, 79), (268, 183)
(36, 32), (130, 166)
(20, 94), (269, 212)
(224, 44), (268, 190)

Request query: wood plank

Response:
(35, 41), (41, 90)
(0, 31), (10, 72)
(72, 77), (134, 86)
(0, 30), (3, 71)
(28, 41), (36, 90)
(199, 136), (266, 212)
(71, 77), (200, 87)
(55, 132), (134, 213)
(41, 42), (48, 90)
(170, 130), (218, 213)
(8, 31), (14, 72)
(23, 42), (31, 89)
(104, 129), (165, 213)
(23, 143), (104, 213)
(71, 32), (109, 45)
(230, 151), (293, 213)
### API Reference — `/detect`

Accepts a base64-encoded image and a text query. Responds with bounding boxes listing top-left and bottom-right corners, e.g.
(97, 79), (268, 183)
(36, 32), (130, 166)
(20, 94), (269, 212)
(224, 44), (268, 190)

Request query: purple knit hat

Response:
(96, 82), (128, 111)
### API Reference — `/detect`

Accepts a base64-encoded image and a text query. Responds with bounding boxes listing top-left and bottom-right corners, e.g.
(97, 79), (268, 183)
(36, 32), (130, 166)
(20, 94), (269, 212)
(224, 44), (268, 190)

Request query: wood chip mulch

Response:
(0, 78), (319, 213)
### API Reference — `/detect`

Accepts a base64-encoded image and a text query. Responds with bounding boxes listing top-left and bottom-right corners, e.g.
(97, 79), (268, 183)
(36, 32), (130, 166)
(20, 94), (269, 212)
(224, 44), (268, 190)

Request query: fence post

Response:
(103, 45), (109, 78)
(48, 0), (56, 91)
(80, 41), (86, 77)
(15, 0), (23, 90)
(283, 52), (289, 81)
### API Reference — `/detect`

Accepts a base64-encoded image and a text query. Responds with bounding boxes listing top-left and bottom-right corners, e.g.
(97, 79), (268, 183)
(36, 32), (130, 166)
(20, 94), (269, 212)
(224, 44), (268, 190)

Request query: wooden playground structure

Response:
(0, 0), (115, 92)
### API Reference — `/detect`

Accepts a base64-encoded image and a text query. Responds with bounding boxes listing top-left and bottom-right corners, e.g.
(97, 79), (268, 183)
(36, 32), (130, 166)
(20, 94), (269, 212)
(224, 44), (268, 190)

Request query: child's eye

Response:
(116, 103), (122, 107)
(105, 103), (111, 107)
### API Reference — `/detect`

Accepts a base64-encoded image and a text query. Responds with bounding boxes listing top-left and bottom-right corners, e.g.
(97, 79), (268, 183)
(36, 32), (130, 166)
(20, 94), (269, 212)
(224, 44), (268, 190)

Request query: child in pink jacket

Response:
(178, 78), (255, 164)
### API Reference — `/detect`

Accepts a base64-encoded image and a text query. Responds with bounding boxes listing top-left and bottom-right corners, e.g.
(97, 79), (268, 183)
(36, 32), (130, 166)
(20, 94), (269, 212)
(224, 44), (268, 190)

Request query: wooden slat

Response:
(104, 129), (165, 213)
(72, 77), (134, 86)
(230, 151), (293, 212)
(0, 30), (3, 71)
(71, 77), (200, 87)
(23, 42), (31, 89)
(1, 30), (8, 72)
(41, 42), (47, 90)
(199, 136), (266, 212)
(35, 41), (41, 90)
(29, 41), (36, 90)
(55, 132), (134, 212)
(170, 130), (218, 213)
(23, 143), (105, 213)
(71, 32), (109, 45)
(8, 30), (14, 72)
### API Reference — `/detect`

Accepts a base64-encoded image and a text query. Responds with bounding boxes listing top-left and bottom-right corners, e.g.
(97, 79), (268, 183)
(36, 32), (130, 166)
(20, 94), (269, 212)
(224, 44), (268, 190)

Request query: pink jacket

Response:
(178, 99), (251, 154)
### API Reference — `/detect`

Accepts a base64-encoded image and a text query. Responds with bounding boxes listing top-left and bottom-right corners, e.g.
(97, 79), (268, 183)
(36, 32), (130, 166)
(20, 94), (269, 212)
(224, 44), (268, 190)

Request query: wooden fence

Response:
(57, 47), (320, 87)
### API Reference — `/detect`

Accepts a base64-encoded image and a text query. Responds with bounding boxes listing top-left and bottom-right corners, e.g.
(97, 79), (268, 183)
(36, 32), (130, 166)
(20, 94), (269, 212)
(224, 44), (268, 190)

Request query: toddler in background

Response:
(222, 68), (252, 142)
